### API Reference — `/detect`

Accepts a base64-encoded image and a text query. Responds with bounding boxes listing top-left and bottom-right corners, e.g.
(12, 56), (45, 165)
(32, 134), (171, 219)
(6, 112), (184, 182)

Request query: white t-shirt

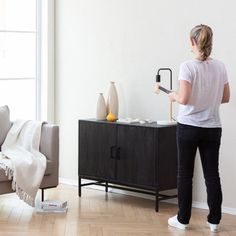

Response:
(177, 58), (228, 128)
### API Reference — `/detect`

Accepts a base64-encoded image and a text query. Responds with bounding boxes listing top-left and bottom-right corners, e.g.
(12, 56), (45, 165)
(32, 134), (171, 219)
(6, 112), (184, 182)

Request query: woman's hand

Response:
(169, 92), (177, 102)
(169, 81), (192, 105)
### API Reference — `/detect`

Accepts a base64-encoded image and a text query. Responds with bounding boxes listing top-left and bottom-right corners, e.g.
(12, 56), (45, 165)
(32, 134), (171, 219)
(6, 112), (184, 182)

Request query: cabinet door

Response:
(79, 121), (116, 180)
(156, 126), (177, 191)
(116, 125), (155, 188)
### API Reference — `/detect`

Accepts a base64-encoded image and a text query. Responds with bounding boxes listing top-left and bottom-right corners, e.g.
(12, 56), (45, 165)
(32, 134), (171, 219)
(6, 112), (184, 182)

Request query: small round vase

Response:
(107, 81), (119, 118)
(96, 93), (107, 120)
(106, 111), (117, 122)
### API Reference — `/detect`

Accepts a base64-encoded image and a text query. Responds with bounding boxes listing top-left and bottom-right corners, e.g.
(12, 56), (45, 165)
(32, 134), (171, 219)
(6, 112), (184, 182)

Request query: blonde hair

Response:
(190, 24), (213, 61)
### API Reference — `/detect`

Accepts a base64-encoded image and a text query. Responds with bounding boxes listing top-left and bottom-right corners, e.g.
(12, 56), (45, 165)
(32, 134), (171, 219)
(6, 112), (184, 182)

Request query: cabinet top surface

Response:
(79, 119), (177, 128)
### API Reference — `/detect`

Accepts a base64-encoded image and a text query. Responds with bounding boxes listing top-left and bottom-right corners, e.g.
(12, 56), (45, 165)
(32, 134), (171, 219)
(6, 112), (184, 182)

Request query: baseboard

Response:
(59, 177), (78, 186)
(59, 177), (236, 215)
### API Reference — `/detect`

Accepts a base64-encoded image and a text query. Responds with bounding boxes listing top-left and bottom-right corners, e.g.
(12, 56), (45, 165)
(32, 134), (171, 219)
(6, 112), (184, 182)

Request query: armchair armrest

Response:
(39, 123), (59, 189)
(40, 123), (59, 163)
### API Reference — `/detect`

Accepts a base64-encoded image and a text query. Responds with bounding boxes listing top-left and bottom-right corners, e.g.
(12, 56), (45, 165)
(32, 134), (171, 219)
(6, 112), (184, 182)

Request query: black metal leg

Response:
(105, 182), (108, 192)
(155, 189), (159, 212)
(41, 188), (44, 202)
(79, 176), (81, 197)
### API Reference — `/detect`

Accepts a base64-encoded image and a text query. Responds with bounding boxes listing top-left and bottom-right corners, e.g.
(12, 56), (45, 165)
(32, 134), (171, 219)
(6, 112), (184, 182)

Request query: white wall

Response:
(55, 0), (236, 209)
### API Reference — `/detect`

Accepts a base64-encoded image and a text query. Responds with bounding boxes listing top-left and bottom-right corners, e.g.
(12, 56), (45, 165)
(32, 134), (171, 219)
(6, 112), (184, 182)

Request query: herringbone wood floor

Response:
(0, 184), (236, 236)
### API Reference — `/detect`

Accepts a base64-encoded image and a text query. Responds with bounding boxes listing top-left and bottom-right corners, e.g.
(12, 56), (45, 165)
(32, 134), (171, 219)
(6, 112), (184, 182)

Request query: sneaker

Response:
(168, 215), (189, 230)
(207, 222), (219, 232)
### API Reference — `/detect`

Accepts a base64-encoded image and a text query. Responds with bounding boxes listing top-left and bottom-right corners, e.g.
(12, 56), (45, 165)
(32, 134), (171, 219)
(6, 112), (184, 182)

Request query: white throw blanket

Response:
(0, 120), (46, 207)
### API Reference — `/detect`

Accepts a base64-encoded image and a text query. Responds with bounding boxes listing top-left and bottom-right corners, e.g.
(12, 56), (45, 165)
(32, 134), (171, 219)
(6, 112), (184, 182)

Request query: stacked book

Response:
(36, 200), (68, 213)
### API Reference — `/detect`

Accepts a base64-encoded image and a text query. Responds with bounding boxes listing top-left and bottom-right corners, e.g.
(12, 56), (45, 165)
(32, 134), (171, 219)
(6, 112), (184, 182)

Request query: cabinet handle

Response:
(110, 146), (116, 159)
(110, 146), (120, 160)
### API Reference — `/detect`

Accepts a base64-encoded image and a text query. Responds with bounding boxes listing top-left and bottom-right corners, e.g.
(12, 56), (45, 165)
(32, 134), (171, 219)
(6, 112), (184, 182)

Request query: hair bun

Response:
(190, 24), (213, 61)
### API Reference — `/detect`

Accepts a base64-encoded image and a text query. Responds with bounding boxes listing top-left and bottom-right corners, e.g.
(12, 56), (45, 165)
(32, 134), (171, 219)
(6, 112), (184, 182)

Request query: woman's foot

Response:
(207, 222), (219, 232)
(168, 215), (189, 230)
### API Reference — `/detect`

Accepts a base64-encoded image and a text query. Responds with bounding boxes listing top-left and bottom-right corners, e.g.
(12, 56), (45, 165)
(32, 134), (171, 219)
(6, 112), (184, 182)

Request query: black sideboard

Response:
(78, 119), (177, 211)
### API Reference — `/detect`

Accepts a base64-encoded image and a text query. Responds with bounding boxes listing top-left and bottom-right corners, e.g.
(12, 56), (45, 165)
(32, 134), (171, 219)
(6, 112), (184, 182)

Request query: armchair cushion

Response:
(0, 159), (53, 182)
(0, 105), (11, 148)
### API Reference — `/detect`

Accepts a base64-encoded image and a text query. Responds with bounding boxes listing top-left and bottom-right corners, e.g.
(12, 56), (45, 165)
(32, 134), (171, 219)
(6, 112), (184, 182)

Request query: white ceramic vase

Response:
(96, 93), (107, 120)
(107, 81), (119, 118)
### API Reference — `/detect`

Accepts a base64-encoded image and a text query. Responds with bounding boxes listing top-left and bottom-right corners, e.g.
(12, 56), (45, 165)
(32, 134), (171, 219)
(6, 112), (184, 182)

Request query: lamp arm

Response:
(156, 68), (172, 90)
(156, 67), (173, 121)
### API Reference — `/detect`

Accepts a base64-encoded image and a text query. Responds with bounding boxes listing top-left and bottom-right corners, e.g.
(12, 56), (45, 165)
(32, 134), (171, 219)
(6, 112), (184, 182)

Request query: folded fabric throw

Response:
(0, 120), (46, 207)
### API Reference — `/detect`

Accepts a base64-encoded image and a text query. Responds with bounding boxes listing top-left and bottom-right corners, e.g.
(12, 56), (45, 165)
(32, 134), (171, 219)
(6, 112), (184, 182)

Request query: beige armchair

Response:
(0, 123), (59, 201)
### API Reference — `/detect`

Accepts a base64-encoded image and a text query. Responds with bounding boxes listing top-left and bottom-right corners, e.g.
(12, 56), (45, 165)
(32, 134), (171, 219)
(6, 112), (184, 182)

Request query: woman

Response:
(168, 24), (230, 232)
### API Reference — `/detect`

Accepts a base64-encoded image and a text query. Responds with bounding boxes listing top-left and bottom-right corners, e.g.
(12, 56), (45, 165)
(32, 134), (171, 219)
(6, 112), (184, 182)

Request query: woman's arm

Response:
(169, 80), (192, 105)
(221, 83), (230, 103)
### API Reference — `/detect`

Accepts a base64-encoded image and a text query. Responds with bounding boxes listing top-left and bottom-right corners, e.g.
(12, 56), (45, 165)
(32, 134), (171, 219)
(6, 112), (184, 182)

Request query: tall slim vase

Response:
(96, 93), (107, 120)
(107, 81), (119, 118)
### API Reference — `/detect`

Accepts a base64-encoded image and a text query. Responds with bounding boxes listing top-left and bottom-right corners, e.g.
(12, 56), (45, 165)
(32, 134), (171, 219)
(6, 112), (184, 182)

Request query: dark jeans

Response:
(176, 123), (222, 225)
